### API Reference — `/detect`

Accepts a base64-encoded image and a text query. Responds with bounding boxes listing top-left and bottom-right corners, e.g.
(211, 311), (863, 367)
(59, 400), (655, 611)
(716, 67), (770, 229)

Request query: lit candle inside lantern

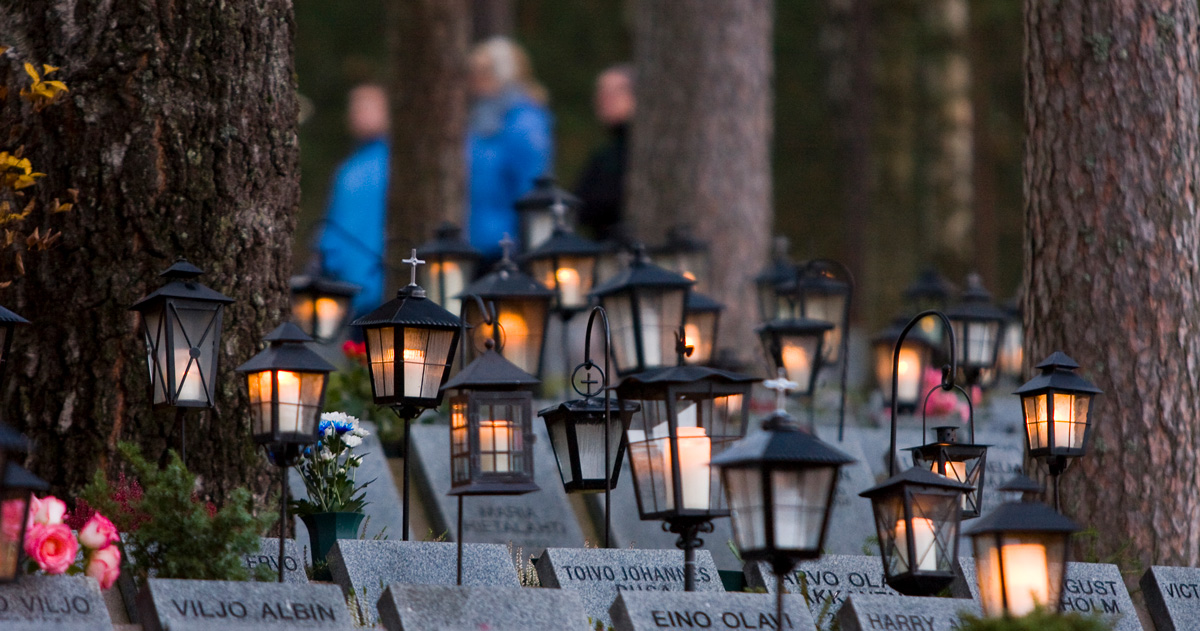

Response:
(654, 417), (710, 510)
(314, 297), (342, 340)
(782, 341), (813, 387)
(480, 419), (515, 472)
(895, 517), (938, 572)
(276, 370), (302, 432)
(402, 348), (425, 397)
(1052, 394), (1074, 449)
(175, 346), (204, 402)
(896, 346), (922, 402)
(995, 543), (1050, 616)
(930, 460), (970, 509)
(556, 266), (582, 307)
(292, 297), (315, 335)
(684, 323), (702, 355)
(431, 261), (465, 314)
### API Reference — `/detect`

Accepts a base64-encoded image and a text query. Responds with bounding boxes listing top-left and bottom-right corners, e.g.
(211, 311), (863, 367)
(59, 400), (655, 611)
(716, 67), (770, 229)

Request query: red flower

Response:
(342, 340), (367, 364)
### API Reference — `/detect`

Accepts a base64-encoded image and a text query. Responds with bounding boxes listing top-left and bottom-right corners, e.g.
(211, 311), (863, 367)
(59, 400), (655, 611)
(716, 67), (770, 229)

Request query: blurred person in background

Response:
(575, 64), (634, 242)
(318, 83), (389, 318)
(467, 36), (554, 263)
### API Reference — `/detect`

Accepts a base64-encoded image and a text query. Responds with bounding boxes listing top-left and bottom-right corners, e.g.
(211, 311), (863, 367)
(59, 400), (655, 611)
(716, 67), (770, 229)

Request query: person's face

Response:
(594, 70), (634, 127)
(469, 54), (502, 99)
(347, 85), (389, 140)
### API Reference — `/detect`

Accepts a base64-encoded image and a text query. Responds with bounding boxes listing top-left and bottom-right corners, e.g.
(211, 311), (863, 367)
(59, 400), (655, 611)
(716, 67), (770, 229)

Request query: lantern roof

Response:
(0, 305), (28, 325)
(521, 226), (606, 260)
(130, 259), (234, 310)
(686, 291), (724, 314)
(236, 323), (337, 374)
(1014, 352), (1102, 396)
(419, 222), (483, 259)
(903, 268), (957, 302)
(964, 500), (1079, 536)
(756, 317), (835, 336)
(754, 236), (795, 287)
(652, 224), (708, 254)
(515, 176), (581, 211)
(0, 422), (29, 454)
(353, 283), (463, 329)
(859, 465), (974, 499)
(4, 462), (48, 492)
(944, 273), (1006, 322)
(460, 257), (554, 300)
(794, 264), (850, 295)
(591, 247), (695, 298)
(615, 364), (758, 389)
(538, 397), (641, 417)
(711, 412), (854, 467)
(290, 274), (361, 299)
(997, 474), (1043, 495)
(443, 348), (540, 391)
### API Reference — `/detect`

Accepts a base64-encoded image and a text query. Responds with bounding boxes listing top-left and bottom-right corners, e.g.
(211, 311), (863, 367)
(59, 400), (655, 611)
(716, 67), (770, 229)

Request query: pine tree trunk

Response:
(1024, 0), (1200, 566)
(626, 0), (773, 362)
(0, 1), (299, 500)
(472, 0), (514, 41)
(386, 0), (470, 290)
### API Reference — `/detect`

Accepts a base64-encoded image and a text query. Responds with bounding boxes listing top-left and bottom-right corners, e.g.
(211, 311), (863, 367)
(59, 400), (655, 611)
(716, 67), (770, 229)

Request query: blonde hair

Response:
(471, 36), (548, 105)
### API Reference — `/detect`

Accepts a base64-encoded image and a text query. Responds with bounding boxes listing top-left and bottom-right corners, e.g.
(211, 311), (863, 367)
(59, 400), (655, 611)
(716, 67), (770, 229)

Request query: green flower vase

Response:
(300, 511), (365, 572)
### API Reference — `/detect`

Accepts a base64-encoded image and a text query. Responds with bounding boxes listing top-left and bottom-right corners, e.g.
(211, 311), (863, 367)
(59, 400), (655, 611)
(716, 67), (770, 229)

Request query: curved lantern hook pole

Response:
(918, 382), (976, 445)
(799, 258), (856, 442)
(458, 294), (498, 368)
(583, 305), (615, 548)
(890, 310), (957, 477)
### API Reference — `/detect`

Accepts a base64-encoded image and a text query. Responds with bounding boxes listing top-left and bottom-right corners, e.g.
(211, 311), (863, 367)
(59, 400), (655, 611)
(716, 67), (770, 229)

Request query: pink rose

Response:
(31, 495), (67, 526)
(24, 523), (77, 574)
(85, 545), (121, 590)
(78, 513), (119, 550)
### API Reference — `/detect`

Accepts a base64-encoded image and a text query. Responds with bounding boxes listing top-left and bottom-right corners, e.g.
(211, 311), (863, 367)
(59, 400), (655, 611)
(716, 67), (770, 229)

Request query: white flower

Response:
(323, 424), (335, 437)
(350, 427), (369, 438)
(343, 434), (363, 448)
(348, 455), (363, 467)
(318, 448), (335, 461)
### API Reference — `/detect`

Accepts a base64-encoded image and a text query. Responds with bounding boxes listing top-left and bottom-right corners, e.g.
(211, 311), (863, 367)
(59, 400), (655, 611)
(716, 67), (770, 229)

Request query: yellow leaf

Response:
(15, 252), (24, 276)
(24, 228), (38, 248)
(20, 198), (34, 217)
(44, 80), (67, 93)
(0, 46), (8, 55)
(41, 64), (59, 75)
(22, 63), (39, 83)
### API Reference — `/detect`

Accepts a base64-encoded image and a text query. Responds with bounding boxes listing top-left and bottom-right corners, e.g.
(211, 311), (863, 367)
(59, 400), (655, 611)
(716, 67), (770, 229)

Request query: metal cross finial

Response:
(764, 368), (798, 414)
(403, 249), (425, 286)
(499, 234), (515, 262)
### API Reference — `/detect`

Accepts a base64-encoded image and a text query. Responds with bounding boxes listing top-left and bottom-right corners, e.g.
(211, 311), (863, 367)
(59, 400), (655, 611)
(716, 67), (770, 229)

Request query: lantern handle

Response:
(458, 294), (499, 367)
(582, 305), (616, 548)
(796, 258), (855, 441)
(919, 382), (975, 445)
(889, 310), (957, 477)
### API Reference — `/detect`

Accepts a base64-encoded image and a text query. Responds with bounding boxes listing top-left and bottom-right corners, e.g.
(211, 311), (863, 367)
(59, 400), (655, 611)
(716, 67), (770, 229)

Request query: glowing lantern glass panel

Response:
(460, 258), (552, 378)
(289, 275), (360, 343)
(131, 260), (233, 408)
(871, 319), (934, 413)
(755, 237), (796, 322)
(945, 274), (1007, 372)
(444, 349), (541, 495)
(997, 317), (1024, 380)
(0, 463), (48, 583)
(757, 318), (833, 398)
(1015, 352), (1101, 463)
(683, 292), (722, 366)
(515, 176), (579, 253)
(524, 225), (604, 312)
(539, 398), (640, 492)
(793, 266), (851, 364)
(908, 426), (988, 519)
(966, 500), (1078, 618)
(651, 225), (712, 293)
(592, 252), (693, 376)
(859, 467), (972, 595)
(237, 323), (335, 446)
(417, 222), (481, 317)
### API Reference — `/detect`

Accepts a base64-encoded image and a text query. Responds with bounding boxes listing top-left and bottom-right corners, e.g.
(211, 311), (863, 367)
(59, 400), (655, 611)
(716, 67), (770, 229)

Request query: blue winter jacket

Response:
(318, 138), (388, 317)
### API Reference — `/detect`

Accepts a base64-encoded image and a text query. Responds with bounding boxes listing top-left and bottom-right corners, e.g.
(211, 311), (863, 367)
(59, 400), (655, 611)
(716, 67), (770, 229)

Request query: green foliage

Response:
(1074, 527), (1143, 579)
(957, 608), (1112, 631)
(80, 442), (274, 582)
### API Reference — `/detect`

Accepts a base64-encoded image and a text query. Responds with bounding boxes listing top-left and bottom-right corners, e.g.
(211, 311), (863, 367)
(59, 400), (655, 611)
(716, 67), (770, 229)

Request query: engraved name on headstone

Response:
(243, 538), (307, 583)
(956, 559), (1141, 630)
(744, 554), (899, 620)
(377, 583), (588, 631)
(137, 578), (352, 630)
(837, 593), (980, 631)
(0, 574), (113, 631)
(610, 591), (817, 631)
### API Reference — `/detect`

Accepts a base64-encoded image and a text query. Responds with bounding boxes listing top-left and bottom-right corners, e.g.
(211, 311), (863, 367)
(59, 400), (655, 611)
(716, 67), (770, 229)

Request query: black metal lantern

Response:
(515, 176), (580, 253)
(1016, 352), (1102, 478)
(289, 274), (360, 343)
(945, 273), (1007, 384)
(591, 246), (694, 376)
(755, 237), (796, 322)
(130, 260), (234, 408)
(871, 317), (935, 413)
(417, 222), (482, 316)
(790, 260), (852, 364)
(617, 363), (758, 591)
(522, 210), (604, 313)
(540, 397), (639, 493)
(903, 269), (956, 342)
(237, 323), (335, 449)
(683, 292), (722, 366)
(0, 424), (27, 491)
(444, 343), (541, 496)
(0, 463), (48, 583)
(651, 225), (712, 293)
(997, 298), (1024, 381)
(757, 318), (834, 398)
(909, 425), (988, 519)
(0, 305), (27, 389)
(965, 483), (1079, 618)
(460, 241), (553, 378)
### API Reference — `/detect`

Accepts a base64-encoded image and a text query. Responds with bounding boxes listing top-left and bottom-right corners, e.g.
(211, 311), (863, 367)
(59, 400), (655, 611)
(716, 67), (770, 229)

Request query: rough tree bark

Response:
(0, 2), (298, 500)
(626, 0), (773, 361)
(472, 0), (514, 42)
(1025, 0), (1200, 566)
(387, 0), (469, 290)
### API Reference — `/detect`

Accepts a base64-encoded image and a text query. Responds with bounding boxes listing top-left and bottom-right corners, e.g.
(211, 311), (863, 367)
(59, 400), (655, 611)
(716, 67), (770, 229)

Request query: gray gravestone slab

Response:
(289, 420), (399, 552)
(535, 547), (722, 627)
(0, 574), (112, 631)
(137, 578), (352, 630)
(813, 427), (887, 555)
(744, 554), (899, 619)
(378, 583), (587, 631)
(327, 539), (519, 624)
(955, 559), (1141, 630)
(837, 594), (980, 631)
(610, 591), (817, 631)
(1140, 565), (1200, 631)
(409, 422), (585, 555)
(379, 583), (585, 631)
(245, 538), (308, 584)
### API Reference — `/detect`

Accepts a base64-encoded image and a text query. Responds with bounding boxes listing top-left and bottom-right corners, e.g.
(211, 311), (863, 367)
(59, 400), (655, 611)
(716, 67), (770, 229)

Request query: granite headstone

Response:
(837, 594), (980, 631)
(535, 547), (722, 627)
(610, 591), (817, 631)
(0, 574), (113, 631)
(813, 427), (887, 555)
(744, 554), (899, 619)
(326, 539), (519, 623)
(377, 583), (588, 631)
(137, 578), (352, 630)
(955, 558), (1141, 630)
(409, 422), (585, 555)
(1140, 565), (1200, 631)
(244, 538), (307, 583)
